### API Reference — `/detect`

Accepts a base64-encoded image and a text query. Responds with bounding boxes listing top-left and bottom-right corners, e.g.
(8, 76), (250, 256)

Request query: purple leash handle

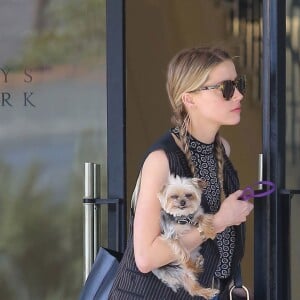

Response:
(239, 180), (276, 201)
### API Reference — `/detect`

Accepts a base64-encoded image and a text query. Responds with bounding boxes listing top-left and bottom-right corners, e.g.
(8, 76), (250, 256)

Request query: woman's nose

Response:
(232, 87), (244, 101)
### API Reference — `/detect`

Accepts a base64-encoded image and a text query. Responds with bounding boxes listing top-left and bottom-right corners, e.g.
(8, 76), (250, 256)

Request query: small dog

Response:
(152, 174), (218, 299)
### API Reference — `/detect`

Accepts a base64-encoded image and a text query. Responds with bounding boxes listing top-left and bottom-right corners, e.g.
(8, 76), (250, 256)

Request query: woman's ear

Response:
(181, 93), (195, 107)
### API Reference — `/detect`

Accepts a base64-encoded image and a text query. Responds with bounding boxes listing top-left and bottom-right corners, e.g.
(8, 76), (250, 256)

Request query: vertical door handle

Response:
(83, 162), (95, 282)
(93, 164), (100, 260)
(258, 153), (263, 190)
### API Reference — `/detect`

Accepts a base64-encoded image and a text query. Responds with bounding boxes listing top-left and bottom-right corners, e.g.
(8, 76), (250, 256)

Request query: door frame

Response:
(106, 0), (126, 252)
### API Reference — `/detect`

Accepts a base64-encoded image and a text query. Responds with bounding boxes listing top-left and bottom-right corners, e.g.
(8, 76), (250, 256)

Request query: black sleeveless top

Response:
(109, 131), (245, 300)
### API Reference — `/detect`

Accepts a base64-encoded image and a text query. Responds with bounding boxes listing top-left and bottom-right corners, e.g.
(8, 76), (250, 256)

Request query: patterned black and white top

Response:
(171, 127), (236, 279)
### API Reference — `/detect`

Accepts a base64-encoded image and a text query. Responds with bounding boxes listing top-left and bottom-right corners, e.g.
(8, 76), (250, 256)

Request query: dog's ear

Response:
(191, 178), (207, 190)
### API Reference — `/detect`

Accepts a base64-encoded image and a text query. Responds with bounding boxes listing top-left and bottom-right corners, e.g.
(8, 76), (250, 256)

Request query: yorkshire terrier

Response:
(152, 174), (218, 299)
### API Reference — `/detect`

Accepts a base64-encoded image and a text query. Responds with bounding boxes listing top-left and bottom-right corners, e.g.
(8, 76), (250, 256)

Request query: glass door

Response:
(0, 1), (107, 299)
(125, 0), (264, 293)
(255, 1), (300, 299)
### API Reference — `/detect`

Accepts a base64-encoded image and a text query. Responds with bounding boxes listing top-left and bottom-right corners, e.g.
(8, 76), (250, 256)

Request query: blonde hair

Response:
(167, 47), (232, 199)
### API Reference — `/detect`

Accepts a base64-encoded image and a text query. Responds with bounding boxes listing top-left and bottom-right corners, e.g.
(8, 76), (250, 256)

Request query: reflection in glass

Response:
(286, 0), (300, 189)
(291, 195), (300, 299)
(286, 1), (300, 300)
(0, 0), (106, 299)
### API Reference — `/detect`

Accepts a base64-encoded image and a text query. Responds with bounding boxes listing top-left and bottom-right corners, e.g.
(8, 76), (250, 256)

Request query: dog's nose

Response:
(180, 200), (186, 206)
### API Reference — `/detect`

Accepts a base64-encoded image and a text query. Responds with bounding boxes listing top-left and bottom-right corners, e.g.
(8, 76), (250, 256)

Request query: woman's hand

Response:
(213, 190), (254, 233)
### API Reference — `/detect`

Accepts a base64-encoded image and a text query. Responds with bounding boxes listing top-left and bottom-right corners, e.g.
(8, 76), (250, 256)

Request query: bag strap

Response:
(231, 263), (252, 300)
(130, 171), (142, 215)
(233, 263), (243, 288)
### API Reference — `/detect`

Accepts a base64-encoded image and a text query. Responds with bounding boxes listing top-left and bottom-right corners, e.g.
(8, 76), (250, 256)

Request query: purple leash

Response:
(239, 180), (276, 201)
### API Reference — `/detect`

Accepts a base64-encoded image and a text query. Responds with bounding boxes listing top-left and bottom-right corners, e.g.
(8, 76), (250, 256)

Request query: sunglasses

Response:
(190, 75), (246, 100)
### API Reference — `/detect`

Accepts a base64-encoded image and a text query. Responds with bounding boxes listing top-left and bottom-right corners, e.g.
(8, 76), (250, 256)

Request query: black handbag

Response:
(79, 247), (123, 300)
(229, 264), (253, 300)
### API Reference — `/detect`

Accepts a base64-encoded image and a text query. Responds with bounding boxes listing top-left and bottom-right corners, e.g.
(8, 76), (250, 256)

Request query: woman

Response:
(109, 47), (253, 300)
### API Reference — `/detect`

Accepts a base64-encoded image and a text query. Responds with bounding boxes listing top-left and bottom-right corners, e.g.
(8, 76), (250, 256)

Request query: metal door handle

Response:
(258, 153), (263, 190)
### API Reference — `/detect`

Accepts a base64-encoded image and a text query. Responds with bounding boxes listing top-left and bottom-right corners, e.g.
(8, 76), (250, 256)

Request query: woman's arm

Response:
(133, 150), (176, 273)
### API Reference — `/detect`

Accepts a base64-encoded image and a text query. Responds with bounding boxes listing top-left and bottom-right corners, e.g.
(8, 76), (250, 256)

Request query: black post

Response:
(256, 0), (288, 299)
(106, 0), (126, 252)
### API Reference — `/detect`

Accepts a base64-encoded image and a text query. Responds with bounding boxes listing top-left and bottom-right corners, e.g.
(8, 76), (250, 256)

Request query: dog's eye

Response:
(170, 195), (179, 200)
(185, 193), (193, 198)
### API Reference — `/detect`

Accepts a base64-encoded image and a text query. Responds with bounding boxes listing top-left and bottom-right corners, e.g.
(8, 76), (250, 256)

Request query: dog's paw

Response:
(201, 288), (219, 300)
(195, 255), (204, 270)
(210, 288), (219, 298)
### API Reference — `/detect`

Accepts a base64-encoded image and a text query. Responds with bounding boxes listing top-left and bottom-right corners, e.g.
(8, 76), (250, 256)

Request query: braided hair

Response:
(166, 47), (231, 200)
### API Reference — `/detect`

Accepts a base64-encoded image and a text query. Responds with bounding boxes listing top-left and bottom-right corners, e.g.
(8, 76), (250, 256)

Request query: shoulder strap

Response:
(233, 263), (243, 288)
(130, 171), (142, 215)
(130, 130), (195, 216)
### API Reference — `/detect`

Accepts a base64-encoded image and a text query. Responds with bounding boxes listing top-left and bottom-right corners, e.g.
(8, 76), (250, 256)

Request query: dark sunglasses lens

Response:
(222, 76), (246, 100)
(222, 81), (235, 100)
(237, 76), (246, 95)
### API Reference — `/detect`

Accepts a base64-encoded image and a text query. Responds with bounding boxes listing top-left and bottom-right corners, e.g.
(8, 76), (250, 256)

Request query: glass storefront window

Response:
(0, 1), (106, 299)
(286, 0), (300, 189)
(291, 195), (300, 299)
(286, 1), (300, 299)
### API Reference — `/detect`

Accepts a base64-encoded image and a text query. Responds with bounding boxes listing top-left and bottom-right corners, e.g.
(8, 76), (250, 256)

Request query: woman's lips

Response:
(231, 107), (241, 112)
